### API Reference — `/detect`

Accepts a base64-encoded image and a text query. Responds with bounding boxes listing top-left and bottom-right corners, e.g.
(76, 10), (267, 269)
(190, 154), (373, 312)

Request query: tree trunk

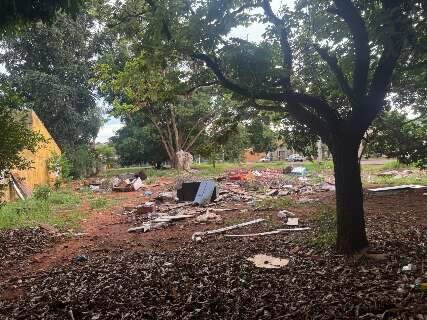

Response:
(331, 138), (368, 254)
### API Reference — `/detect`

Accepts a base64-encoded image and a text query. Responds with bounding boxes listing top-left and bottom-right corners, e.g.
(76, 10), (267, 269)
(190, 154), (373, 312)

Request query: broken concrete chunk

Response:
(247, 254), (289, 269)
(277, 210), (295, 219)
(156, 192), (177, 202)
(195, 211), (222, 223)
(286, 217), (299, 226)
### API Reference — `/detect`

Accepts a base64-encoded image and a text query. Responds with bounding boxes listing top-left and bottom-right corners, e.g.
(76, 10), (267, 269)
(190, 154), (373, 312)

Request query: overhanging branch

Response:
(332, 0), (370, 97)
(314, 45), (354, 100)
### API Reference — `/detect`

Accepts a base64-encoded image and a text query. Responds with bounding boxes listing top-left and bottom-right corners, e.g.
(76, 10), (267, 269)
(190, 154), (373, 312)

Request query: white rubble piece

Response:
(195, 210), (222, 223)
(132, 177), (143, 191)
(247, 254), (289, 269)
(225, 227), (311, 238)
(277, 209), (295, 219)
(286, 217), (299, 226)
(191, 218), (265, 241)
(128, 222), (167, 233)
(152, 214), (194, 223)
(402, 264), (416, 272)
(176, 150), (193, 171)
(368, 185), (425, 192)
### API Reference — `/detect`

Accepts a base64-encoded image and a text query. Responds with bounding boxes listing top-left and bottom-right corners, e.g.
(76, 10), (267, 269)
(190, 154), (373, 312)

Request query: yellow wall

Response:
(6, 111), (61, 201)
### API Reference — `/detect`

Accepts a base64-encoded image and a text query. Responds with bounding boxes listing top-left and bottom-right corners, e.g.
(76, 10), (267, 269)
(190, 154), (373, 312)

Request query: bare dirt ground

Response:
(0, 175), (426, 319)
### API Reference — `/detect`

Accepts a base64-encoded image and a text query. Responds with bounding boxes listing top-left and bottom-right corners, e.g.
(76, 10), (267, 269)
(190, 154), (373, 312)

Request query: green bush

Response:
(33, 185), (52, 201)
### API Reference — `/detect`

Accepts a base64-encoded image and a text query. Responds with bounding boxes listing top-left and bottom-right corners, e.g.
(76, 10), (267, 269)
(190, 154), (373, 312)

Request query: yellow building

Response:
(2, 111), (61, 202)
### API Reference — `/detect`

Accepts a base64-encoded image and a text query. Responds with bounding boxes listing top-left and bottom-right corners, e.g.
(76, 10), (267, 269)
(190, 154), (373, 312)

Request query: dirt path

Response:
(0, 179), (178, 299)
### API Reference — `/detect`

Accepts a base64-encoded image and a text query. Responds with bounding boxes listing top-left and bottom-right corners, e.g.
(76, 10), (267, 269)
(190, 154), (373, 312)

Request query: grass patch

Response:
(311, 208), (336, 249)
(255, 197), (294, 210)
(48, 189), (81, 209)
(0, 188), (86, 230)
(89, 198), (111, 211)
(303, 160), (334, 172)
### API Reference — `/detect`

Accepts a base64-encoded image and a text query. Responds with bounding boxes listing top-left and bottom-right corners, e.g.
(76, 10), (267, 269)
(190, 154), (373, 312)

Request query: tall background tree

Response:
(1, 9), (103, 177)
(100, 0), (426, 253)
(0, 0), (83, 182)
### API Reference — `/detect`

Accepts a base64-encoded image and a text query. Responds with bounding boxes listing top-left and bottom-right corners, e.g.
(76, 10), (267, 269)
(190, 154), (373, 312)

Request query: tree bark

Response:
(331, 137), (368, 254)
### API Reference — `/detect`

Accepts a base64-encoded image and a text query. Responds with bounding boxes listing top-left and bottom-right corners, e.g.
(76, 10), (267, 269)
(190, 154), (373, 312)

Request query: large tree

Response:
(0, 0), (83, 181)
(1, 12), (102, 150)
(103, 0), (426, 253)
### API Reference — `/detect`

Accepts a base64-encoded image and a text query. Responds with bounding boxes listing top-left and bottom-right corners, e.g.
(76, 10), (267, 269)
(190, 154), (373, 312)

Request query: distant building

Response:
(1, 111), (61, 202)
(244, 149), (266, 162)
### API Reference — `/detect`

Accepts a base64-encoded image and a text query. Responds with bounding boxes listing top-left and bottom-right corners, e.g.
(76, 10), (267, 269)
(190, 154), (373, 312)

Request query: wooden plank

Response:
(192, 218), (265, 241)
(224, 227), (311, 238)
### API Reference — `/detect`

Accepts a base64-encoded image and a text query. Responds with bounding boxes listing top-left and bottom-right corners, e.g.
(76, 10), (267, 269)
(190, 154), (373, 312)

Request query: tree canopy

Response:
(1, 12), (103, 149)
(96, 0), (426, 253)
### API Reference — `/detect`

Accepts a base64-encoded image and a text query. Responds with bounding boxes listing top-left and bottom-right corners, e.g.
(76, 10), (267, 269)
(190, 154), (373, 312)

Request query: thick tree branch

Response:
(252, 101), (332, 144)
(185, 81), (218, 95)
(314, 45), (353, 100)
(332, 0), (370, 97)
(193, 52), (340, 127)
(261, 0), (292, 89)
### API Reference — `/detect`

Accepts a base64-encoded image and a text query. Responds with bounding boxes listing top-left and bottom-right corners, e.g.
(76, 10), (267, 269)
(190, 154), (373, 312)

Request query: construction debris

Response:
(177, 181), (217, 203)
(113, 175), (143, 192)
(195, 210), (222, 223)
(225, 227), (311, 237)
(192, 218), (265, 241)
(247, 254), (289, 269)
(368, 185), (426, 192)
(193, 180), (217, 205)
(286, 217), (299, 226)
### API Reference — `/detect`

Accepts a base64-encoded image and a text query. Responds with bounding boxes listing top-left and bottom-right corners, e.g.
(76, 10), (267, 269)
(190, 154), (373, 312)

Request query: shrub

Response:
(33, 184), (52, 201)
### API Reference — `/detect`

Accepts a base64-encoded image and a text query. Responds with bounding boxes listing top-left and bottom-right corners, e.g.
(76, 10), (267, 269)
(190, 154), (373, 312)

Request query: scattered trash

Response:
(286, 217), (299, 226)
(195, 210), (222, 223)
(247, 254), (289, 269)
(128, 222), (167, 233)
(291, 167), (307, 176)
(193, 180), (216, 205)
(225, 227), (310, 238)
(113, 176), (143, 192)
(144, 191), (153, 196)
(277, 210), (295, 219)
(177, 181), (217, 203)
(156, 192), (176, 202)
(192, 218), (265, 241)
(75, 255), (88, 262)
(368, 185), (425, 192)
(402, 264), (416, 272)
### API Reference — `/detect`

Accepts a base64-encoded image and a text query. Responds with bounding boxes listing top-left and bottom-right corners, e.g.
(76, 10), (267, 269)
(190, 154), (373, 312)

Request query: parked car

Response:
(287, 154), (304, 162)
(259, 157), (272, 162)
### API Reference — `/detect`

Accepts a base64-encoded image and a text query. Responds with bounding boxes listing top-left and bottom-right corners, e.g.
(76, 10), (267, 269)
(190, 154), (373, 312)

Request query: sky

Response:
(95, 0), (292, 143)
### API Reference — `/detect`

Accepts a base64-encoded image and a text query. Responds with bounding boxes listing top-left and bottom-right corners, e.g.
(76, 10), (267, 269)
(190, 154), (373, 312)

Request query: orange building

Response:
(2, 111), (61, 201)
(244, 149), (266, 162)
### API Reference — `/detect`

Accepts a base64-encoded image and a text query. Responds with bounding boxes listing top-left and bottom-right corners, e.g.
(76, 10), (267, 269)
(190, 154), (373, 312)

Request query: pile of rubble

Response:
(84, 171), (147, 192)
(121, 167), (323, 239)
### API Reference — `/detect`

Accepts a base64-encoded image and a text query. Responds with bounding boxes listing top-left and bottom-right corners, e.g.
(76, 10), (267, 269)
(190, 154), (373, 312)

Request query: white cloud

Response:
(96, 117), (124, 143)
